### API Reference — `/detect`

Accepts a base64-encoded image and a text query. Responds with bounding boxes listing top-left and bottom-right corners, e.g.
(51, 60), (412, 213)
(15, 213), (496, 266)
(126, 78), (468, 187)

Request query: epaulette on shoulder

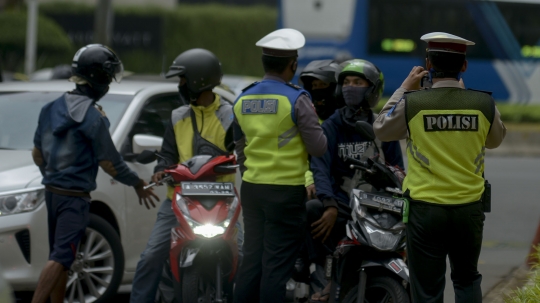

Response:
(467, 88), (492, 96)
(286, 82), (302, 90)
(403, 89), (424, 95)
(241, 81), (260, 92)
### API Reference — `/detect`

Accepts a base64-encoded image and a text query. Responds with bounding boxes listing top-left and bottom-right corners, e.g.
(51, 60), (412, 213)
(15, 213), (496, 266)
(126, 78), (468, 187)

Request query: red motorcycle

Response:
(142, 152), (242, 303)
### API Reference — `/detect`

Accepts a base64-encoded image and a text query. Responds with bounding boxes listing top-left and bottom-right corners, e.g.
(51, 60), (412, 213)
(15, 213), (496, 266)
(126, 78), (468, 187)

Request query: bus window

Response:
(282, 0), (356, 40)
(368, 0), (493, 59)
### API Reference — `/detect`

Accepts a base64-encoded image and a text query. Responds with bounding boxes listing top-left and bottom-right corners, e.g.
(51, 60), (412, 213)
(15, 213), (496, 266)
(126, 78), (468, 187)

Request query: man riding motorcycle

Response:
(307, 59), (404, 302)
(130, 48), (243, 303)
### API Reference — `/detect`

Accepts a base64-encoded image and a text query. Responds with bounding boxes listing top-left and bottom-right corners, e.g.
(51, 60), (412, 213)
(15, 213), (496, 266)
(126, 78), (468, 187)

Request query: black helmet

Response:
(336, 59), (384, 109)
(165, 48), (222, 94)
(299, 59), (341, 92)
(71, 44), (123, 87)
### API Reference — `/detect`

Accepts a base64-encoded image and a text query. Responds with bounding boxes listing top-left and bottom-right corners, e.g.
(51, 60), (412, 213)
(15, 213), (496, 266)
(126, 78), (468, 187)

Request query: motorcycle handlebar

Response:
(345, 157), (375, 174)
(143, 175), (174, 190)
(345, 157), (369, 168)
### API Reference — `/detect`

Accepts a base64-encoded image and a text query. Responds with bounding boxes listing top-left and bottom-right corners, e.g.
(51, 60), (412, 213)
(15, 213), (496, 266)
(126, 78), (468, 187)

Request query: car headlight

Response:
(0, 187), (45, 216)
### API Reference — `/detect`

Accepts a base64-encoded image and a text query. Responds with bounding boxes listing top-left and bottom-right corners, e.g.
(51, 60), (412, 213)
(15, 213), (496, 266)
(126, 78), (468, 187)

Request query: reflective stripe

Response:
(413, 144), (430, 167)
(407, 140), (432, 173)
(474, 147), (486, 174)
(475, 159), (485, 174)
(278, 126), (299, 148)
(474, 147), (486, 164)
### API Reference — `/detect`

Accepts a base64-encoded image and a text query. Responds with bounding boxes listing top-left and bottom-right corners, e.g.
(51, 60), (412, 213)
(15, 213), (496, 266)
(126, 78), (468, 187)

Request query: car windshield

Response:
(0, 92), (132, 150)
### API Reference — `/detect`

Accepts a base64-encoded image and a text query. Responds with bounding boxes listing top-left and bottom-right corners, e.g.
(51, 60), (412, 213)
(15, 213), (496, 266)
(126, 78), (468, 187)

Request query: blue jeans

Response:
(130, 199), (244, 303)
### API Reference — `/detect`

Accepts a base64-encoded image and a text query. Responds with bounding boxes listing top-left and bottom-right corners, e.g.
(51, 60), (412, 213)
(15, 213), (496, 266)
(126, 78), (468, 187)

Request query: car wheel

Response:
(65, 214), (124, 303)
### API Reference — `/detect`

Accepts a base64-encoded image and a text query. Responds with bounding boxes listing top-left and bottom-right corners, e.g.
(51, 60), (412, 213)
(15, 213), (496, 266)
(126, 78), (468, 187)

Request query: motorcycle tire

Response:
(342, 276), (410, 303)
(65, 214), (125, 303)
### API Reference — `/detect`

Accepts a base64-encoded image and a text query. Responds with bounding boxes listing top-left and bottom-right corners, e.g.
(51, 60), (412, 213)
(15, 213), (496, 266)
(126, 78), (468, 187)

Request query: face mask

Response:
(311, 87), (337, 120)
(178, 85), (201, 105)
(76, 84), (109, 101)
(342, 86), (370, 111)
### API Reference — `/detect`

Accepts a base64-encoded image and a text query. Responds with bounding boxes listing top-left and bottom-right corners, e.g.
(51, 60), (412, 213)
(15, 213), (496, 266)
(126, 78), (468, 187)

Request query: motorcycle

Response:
(139, 151), (242, 303)
(327, 121), (410, 303)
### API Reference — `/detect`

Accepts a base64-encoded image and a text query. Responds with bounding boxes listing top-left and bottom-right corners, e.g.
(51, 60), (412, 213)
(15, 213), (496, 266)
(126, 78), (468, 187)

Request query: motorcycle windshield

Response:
(182, 155), (214, 175)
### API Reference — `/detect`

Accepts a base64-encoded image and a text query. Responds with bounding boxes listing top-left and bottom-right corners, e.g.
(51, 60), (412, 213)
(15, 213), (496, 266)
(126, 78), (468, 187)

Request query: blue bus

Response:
(279, 0), (540, 103)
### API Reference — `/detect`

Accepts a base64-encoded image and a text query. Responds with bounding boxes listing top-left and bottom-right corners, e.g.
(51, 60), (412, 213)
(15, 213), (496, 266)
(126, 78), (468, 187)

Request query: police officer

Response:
(299, 59), (343, 199)
(373, 32), (507, 302)
(233, 28), (327, 303)
(31, 44), (158, 303)
(130, 48), (242, 303)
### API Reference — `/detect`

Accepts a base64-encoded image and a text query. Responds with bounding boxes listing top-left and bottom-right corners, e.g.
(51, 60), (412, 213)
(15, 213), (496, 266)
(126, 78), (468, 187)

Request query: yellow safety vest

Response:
(166, 95), (234, 199)
(404, 88), (494, 204)
(234, 80), (308, 185)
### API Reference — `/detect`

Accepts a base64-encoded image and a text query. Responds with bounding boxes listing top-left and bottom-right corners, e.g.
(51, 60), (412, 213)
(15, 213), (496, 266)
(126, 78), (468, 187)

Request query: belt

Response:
(45, 186), (91, 198)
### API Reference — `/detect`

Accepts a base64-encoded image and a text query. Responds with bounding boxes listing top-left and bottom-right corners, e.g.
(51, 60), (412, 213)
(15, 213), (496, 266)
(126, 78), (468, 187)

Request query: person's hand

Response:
(134, 180), (160, 209)
(151, 171), (166, 184)
(401, 66), (429, 91)
(306, 184), (316, 200)
(311, 207), (338, 242)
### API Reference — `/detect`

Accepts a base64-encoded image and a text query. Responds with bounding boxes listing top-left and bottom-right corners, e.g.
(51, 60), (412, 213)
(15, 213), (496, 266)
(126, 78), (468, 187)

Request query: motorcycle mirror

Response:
(136, 150), (158, 164)
(355, 121), (376, 141)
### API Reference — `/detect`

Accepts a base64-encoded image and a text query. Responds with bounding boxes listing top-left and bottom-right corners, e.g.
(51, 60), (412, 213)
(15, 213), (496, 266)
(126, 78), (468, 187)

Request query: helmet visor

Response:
(113, 61), (124, 83)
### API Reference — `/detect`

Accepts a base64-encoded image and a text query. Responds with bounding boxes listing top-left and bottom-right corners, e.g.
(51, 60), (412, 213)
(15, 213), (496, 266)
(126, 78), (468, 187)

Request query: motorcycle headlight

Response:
(193, 224), (226, 238)
(176, 193), (237, 238)
(0, 187), (45, 216)
(363, 220), (403, 251)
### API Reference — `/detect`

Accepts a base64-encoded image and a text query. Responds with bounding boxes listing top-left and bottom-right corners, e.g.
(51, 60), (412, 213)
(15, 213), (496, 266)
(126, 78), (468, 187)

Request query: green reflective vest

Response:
(234, 80), (308, 185)
(404, 88), (495, 204)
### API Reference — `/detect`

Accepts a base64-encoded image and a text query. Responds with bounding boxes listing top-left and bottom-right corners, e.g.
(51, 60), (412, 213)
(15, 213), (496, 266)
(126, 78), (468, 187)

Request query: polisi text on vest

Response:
(423, 114), (478, 132)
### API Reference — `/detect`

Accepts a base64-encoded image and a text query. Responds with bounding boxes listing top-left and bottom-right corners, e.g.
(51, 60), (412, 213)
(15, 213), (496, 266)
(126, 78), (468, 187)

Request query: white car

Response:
(0, 80), (236, 302)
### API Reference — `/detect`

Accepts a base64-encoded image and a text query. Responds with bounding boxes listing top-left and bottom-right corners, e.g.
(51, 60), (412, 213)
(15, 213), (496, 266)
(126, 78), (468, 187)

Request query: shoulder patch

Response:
(467, 88), (492, 96)
(286, 82), (302, 90)
(241, 81), (260, 92)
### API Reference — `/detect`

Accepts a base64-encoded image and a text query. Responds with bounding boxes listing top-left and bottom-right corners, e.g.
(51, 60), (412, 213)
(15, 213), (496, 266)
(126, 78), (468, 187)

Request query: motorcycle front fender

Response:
(179, 247), (200, 268)
(361, 257), (409, 282)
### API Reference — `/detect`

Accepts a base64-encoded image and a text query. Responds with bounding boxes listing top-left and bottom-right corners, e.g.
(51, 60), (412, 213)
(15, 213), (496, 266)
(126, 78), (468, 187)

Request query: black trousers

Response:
(305, 199), (351, 265)
(406, 201), (485, 303)
(234, 182), (307, 303)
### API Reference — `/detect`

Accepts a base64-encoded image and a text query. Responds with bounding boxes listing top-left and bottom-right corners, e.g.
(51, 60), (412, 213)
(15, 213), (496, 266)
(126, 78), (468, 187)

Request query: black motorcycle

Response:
(327, 121), (410, 303)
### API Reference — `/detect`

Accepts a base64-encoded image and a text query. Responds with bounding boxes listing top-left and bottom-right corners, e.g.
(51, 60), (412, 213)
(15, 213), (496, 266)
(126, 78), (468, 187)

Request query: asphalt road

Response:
(15, 156), (540, 303)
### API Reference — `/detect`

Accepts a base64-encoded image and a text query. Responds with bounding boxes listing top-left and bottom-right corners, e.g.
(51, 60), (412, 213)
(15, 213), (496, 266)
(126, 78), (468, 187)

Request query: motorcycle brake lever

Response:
(349, 164), (375, 174)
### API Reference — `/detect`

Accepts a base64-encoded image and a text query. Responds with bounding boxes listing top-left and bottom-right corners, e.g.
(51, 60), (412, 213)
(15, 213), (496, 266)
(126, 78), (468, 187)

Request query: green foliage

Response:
(497, 103), (540, 124)
(38, 3), (277, 77)
(161, 4), (276, 77)
(0, 10), (74, 72)
(505, 246), (540, 303)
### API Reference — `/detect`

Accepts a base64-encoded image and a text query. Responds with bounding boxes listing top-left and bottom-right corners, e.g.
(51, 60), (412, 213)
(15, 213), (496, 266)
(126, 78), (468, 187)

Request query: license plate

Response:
(181, 182), (235, 196)
(358, 193), (403, 214)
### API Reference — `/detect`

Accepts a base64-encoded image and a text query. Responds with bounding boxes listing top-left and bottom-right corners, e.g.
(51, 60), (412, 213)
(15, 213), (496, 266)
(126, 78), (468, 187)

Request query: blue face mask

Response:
(342, 86), (370, 111)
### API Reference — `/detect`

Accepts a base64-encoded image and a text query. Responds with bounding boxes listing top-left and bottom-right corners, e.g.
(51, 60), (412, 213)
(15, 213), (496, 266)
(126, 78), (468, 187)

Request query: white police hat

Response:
(256, 28), (305, 57)
(421, 32), (475, 54)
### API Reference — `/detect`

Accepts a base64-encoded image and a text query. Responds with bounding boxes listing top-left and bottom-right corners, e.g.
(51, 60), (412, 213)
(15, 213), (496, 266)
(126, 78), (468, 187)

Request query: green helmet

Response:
(336, 59), (384, 109)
